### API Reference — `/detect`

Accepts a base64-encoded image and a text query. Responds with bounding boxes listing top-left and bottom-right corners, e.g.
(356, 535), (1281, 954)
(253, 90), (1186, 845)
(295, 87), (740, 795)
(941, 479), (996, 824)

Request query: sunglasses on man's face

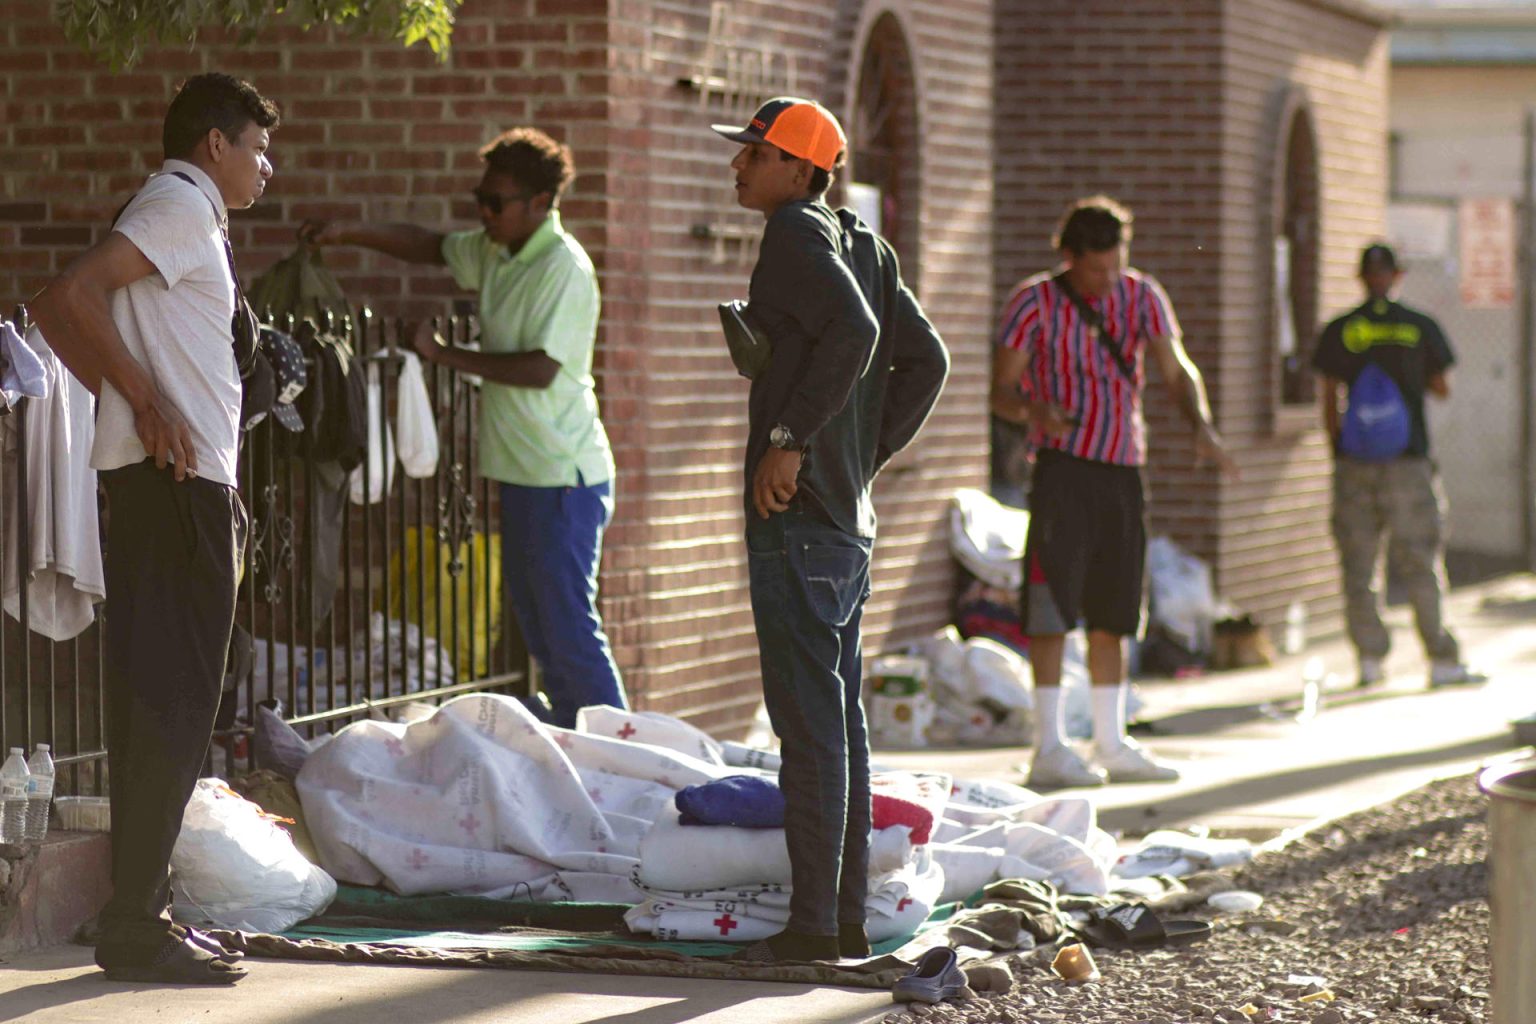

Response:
(472, 190), (532, 216)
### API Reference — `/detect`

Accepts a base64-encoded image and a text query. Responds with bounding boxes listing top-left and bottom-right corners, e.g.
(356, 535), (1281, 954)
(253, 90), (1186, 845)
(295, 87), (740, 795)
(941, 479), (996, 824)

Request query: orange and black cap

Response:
(712, 97), (847, 172)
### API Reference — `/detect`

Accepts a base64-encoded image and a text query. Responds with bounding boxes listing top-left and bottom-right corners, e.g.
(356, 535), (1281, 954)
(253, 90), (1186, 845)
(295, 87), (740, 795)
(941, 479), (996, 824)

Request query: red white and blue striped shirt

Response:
(996, 267), (1181, 467)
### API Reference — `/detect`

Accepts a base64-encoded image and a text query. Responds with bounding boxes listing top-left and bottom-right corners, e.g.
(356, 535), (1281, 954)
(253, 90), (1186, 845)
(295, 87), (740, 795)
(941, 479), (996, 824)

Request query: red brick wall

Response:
(1, 0), (993, 735)
(994, 0), (1387, 640)
(600, 0), (993, 732)
(1218, 0), (1389, 636)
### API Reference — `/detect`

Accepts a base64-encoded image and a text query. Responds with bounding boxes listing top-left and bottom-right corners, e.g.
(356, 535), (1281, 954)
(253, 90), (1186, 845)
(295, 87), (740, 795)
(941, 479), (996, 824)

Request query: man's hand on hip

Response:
(753, 447), (802, 519)
(134, 389), (198, 481)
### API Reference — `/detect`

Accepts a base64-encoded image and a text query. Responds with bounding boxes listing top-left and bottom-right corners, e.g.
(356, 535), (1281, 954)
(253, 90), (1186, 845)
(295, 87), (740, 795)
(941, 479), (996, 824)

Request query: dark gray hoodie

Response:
(744, 200), (950, 538)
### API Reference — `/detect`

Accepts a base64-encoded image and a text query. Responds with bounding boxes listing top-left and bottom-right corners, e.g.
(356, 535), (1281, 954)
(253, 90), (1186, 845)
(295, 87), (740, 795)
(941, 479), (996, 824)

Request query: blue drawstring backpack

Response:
(1339, 363), (1411, 461)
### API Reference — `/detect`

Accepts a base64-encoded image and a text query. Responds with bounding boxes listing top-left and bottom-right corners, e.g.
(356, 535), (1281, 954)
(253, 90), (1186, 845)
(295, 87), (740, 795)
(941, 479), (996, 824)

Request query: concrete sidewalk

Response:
(3, 575), (1533, 1024)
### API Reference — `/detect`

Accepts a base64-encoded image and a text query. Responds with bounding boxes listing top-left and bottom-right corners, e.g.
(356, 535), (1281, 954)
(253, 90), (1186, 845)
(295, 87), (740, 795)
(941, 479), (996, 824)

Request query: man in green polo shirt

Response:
(300, 127), (625, 727)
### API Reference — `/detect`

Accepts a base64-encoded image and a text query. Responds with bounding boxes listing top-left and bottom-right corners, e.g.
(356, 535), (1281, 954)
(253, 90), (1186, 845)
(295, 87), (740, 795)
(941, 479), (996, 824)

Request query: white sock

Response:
(1034, 686), (1065, 753)
(1091, 682), (1128, 756)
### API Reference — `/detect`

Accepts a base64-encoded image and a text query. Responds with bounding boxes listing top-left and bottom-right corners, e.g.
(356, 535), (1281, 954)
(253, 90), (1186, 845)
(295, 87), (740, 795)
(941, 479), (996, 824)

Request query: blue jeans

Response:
(746, 508), (873, 936)
(499, 479), (627, 728)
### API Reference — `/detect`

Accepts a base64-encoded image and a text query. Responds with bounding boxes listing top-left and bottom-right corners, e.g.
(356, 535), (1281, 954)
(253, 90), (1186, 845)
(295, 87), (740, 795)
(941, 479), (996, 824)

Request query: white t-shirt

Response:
(90, 161), (242, 487)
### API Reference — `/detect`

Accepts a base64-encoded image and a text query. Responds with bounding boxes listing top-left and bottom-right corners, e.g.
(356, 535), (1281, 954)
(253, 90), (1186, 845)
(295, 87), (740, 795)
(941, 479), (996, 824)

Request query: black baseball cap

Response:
(259, 325), (307, 432)
(1359, 243), (1399, 273)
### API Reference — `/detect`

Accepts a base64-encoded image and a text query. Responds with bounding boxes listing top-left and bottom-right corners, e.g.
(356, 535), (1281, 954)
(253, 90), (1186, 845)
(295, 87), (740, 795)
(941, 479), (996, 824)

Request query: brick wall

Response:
(1218, 0), (1389, 635)
(0, 0), (993, 735)
(602, 0), (993, 732)
(994, 0), (1387, 641)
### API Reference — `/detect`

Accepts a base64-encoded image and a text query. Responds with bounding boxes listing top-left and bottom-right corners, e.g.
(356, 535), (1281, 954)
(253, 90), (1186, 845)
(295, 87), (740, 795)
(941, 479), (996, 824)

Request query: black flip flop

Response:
(102, 936), (248, 985)
(1077, 902), (1211, 950)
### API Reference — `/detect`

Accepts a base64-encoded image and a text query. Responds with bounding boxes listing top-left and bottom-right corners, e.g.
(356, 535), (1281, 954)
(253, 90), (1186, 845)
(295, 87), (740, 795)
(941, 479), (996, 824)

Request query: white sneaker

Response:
(1097, 738), (1181, 783)
(1027, 745), (1107, 789)
(1357, 657), (1385, 689)
(1429, 661), (1487, 688)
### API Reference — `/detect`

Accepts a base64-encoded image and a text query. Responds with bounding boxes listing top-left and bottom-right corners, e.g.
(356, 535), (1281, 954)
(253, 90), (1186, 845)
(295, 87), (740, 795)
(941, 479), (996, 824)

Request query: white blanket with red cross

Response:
(622, 849), (945, 943)
(296, 693), (736, 899)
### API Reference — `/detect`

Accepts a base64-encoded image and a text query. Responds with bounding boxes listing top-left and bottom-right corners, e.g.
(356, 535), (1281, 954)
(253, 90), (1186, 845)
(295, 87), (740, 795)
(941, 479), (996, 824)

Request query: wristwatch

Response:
(769, 424), (799, 451)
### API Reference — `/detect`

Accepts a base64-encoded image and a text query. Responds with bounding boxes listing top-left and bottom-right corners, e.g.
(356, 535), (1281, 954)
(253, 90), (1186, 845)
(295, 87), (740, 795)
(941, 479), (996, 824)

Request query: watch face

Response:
(771, 425), (792, 448)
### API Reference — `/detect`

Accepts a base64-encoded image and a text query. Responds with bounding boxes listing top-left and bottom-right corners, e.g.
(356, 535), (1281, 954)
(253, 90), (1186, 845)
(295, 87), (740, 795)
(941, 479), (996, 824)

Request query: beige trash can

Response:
(1480, 757), (1536, 1024)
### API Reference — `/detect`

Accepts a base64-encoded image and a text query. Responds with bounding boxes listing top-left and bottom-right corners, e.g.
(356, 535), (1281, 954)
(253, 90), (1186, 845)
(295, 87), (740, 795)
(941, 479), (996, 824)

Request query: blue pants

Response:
(499, 479), (626, 728)
(746, 508), (873, 936)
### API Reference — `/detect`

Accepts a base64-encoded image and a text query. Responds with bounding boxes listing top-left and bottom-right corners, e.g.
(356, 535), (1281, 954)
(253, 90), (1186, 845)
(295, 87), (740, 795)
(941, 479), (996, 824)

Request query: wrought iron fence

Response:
(0, 304), (530, 798)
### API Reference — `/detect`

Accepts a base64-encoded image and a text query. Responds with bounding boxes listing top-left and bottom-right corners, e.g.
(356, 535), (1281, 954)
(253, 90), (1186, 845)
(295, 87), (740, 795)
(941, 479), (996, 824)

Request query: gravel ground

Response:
(882, 772), (1492, 1024)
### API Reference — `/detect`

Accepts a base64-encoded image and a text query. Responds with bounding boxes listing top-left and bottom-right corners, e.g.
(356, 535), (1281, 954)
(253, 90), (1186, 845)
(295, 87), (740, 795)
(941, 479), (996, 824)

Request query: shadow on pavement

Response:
(1098, 732), (1516, 836)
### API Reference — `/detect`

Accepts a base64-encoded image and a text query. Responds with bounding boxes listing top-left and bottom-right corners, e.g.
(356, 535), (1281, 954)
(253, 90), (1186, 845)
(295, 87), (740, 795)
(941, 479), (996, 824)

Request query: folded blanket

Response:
(625, 853), (945, 943)
(637, 811), (915, 891)
(676, 775), (784, 827)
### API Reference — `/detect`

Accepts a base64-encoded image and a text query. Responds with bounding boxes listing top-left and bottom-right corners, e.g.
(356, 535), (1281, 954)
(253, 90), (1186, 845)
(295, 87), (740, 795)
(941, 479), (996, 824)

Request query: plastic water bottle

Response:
(23, 744), (54, 842)
(1283, 601), (1307, 655)
(0, 748), (30, 845)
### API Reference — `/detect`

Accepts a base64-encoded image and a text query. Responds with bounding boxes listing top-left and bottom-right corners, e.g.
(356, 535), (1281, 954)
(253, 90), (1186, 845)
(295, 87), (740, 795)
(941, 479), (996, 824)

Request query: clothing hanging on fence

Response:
(349, 361), (395, 505)
(1, 324), (105, 641)
(287, 321), (367, 471)
(0, 320), (49, 414)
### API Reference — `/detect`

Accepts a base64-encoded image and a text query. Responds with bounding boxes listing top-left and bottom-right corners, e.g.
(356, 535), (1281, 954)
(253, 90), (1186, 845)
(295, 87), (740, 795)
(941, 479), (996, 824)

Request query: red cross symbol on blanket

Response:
(617, 723), (637, 739)
(897, 897), (914, 912)
(714, 913), (740, 936)
(407, 848), (430, 871)
(458, 813), (482, 837)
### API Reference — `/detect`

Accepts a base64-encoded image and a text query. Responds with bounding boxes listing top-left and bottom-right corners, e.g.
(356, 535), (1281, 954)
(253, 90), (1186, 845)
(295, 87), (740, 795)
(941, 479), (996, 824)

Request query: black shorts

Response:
(1020, 450), (1146, 637)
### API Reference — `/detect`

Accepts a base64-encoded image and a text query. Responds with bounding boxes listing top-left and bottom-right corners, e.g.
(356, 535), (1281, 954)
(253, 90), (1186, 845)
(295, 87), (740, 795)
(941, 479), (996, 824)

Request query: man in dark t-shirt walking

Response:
(1313, 243), (1482, 689)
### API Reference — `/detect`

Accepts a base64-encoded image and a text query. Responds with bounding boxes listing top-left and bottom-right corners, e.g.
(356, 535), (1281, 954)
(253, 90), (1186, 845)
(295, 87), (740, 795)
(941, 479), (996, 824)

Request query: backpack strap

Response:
(113, 171), (258, 378)
(1052, 272), (1136, 382)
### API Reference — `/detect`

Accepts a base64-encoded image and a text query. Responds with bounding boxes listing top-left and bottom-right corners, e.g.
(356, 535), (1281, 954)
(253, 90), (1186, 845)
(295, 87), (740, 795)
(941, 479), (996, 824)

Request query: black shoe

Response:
(839, 923), (870, 958)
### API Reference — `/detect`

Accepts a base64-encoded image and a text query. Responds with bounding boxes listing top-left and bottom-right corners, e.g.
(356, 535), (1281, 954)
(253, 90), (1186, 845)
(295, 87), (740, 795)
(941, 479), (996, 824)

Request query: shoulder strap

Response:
(1052, 272), (1136, 382)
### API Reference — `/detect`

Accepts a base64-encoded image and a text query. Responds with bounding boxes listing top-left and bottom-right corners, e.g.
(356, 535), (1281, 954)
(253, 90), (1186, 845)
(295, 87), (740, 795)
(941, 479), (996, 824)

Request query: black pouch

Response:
(718, 300), (772, 380)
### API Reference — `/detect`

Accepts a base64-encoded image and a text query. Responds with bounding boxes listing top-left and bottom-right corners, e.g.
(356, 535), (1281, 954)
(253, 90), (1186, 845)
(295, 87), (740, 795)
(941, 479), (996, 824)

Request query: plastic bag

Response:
(349, 361), (395, 505)
(962, 636), (1033, 711)
(1146, 536), (1216, 652)
(382, 528), (500, 678)
(395, 352), (439, 479)
(171, 778), (337, 933)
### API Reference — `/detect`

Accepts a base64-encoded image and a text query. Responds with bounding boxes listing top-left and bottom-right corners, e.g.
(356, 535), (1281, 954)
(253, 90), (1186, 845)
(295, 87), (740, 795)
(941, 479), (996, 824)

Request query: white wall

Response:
(1389, 65), (1528, 558)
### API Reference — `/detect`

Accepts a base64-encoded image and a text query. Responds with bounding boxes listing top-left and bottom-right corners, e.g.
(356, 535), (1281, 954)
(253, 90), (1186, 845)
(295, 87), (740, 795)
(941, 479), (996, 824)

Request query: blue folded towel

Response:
(675, 774), (786, 828)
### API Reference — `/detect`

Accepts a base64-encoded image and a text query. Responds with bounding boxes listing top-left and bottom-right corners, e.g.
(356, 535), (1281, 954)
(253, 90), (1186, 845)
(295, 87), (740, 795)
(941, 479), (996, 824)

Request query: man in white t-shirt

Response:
(30, 72), (278, 986)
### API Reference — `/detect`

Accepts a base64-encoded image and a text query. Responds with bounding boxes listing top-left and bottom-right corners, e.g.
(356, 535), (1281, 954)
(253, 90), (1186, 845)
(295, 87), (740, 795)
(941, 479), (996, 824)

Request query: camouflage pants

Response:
(1331, 457), (1459, 664)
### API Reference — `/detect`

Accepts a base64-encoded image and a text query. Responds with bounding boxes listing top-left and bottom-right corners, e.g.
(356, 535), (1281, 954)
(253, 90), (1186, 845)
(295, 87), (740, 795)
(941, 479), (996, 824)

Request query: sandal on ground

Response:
(101, 936), (248, 985)
(1076, 902), (1210, 950)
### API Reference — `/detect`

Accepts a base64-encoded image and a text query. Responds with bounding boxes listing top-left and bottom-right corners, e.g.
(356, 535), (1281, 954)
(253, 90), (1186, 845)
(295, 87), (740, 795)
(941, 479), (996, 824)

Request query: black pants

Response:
(97, 461), (245, 957)
(1020, 450), (1146, 637)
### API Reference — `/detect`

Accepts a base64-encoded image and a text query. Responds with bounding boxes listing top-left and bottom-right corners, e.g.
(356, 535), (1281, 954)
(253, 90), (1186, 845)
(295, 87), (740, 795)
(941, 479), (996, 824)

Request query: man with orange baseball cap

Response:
(713, 97), (950, 963)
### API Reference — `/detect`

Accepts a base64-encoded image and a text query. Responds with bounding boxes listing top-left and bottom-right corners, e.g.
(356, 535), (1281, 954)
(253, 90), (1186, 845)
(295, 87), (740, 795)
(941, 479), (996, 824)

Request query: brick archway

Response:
(849, 11), (922, 287)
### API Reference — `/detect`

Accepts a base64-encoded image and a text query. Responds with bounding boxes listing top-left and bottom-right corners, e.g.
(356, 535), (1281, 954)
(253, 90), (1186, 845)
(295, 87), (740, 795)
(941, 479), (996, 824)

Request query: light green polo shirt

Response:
(442, 212), (614, 488)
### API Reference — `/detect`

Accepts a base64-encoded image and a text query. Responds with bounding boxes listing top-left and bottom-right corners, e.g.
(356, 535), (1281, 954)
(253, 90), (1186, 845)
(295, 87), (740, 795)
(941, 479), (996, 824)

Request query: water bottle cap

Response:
(36, 744), (48, 751)
(7, 748), (21, 755)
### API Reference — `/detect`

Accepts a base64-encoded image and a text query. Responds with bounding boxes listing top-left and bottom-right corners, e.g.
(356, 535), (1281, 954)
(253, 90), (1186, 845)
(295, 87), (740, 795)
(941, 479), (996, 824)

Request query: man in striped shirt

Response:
(990, 196), (1236, 789)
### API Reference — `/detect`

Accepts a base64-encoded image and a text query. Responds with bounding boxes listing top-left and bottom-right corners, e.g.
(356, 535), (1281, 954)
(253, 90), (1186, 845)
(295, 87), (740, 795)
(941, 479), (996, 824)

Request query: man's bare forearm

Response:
(336, 224), (447, 265)
(1171, 366), (1215, 430)
(430, 345), (560, 389)
(30, 273), (153, 406)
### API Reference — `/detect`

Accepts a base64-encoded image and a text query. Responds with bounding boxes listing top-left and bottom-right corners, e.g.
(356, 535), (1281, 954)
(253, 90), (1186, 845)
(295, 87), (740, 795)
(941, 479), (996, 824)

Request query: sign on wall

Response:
(1457, 197), (1517, 308)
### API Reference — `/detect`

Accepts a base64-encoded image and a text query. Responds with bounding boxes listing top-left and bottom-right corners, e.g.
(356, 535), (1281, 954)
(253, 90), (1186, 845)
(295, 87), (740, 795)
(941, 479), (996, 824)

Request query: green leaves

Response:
(53, 0), (461, 69)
